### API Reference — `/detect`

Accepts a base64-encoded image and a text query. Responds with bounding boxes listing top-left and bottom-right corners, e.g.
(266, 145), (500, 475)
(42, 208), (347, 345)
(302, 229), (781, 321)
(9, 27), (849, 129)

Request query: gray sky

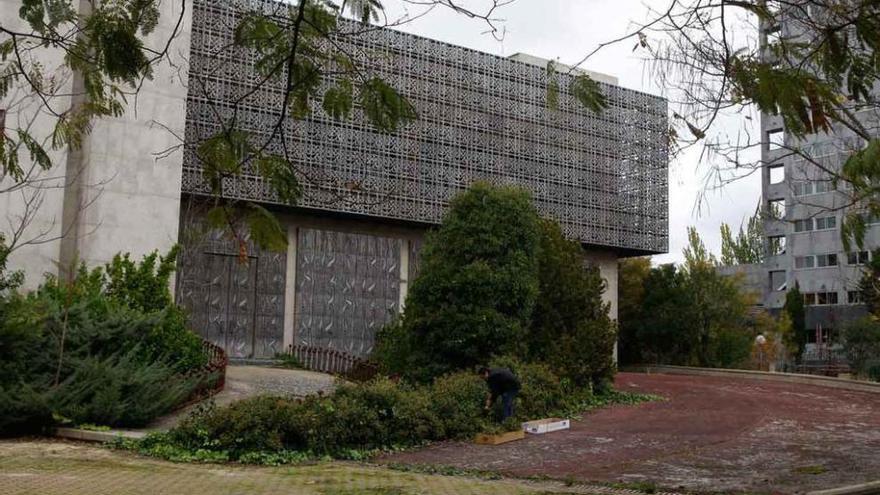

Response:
(384, 0), (763, 264)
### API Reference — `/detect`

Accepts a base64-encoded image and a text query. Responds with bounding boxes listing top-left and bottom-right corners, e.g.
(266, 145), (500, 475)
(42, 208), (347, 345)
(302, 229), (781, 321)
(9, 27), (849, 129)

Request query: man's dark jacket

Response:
(486, 367), (520, 400)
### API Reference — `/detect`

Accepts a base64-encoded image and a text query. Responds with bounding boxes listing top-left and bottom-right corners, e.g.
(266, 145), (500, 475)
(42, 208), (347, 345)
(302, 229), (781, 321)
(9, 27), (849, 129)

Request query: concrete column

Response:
(282, 225), (298, 352)
(1, 0), (75, 288)
(399, 239), (409, 311)
(59, 0), (193, 271)
(583, 249), (620, 363)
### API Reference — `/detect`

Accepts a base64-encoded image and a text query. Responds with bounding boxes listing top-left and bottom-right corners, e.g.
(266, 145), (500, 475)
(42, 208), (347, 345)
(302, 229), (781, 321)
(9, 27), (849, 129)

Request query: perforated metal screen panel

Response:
(177, 225), (287, 359)
(294, 228), (401, 357)
(182, 0), (668, 255)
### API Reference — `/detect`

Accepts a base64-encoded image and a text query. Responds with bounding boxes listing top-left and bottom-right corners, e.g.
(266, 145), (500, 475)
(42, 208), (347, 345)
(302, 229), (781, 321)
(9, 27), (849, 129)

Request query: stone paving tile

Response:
(0, 440), (646, 495)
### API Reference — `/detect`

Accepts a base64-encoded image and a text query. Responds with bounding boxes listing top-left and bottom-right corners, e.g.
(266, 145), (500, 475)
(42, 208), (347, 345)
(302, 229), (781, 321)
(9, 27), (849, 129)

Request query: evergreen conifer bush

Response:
(0, 248), (208, 435)
(381, 182), (542, 383)
(376, 183), (618, 388)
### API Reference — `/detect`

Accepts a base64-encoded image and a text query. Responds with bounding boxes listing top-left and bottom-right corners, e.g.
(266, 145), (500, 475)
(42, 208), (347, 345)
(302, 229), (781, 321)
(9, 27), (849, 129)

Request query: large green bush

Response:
(160, 368), (583, 461)
(169, 378), (461, 459)
(618, 229), (755, 368)
(429, 372), (489, 438)
(384, 183), (542, 382)
(0, 249), (207, 435)
(529, 220), (617, 388)
(843, 317), (880, 378)
(377, 184), (619, 386)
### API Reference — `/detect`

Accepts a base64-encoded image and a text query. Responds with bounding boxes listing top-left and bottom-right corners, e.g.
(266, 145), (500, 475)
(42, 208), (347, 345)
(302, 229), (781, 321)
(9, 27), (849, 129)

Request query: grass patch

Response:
(607, 480), (659, 493)
(320, 487), (411, 495)
(794, 465), (828, 475)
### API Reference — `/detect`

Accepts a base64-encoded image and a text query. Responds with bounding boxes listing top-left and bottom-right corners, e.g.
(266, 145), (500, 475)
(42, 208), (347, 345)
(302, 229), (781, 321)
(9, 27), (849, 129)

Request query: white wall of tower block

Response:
(0, 1), (193, 288)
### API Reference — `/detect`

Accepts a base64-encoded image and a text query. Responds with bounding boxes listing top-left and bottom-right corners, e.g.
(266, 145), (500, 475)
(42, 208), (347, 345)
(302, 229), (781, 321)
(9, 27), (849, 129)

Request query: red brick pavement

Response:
(381, 372), (880, 494)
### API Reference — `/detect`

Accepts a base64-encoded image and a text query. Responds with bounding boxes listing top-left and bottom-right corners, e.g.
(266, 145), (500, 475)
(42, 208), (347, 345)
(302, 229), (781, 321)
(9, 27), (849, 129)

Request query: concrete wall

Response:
(0, 1), (192, 287)
(0, 0), (75, 288)
(584, 249), (620, 321)
(60, 0), (192, 272)
(758, 13), (880, 323)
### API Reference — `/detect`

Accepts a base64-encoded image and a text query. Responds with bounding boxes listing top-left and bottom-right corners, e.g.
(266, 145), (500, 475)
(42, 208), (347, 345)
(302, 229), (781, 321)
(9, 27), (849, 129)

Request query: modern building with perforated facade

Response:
(1, 0), (668, 361)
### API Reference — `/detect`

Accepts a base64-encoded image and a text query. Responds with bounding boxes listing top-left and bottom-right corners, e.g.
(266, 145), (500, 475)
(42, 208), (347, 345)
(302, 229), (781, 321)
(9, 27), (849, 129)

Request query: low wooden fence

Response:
(181, 340), (228, 406)
(287, 344), (379, 382)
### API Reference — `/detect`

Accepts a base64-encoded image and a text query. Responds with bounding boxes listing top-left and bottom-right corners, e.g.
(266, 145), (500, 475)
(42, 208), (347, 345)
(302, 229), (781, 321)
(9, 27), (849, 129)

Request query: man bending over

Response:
(479, 366), (520, 421)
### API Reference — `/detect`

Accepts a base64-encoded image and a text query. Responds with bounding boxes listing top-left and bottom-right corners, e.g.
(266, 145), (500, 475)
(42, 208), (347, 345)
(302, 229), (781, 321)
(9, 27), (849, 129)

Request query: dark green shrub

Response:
(170, 379), (445, 459)
(430, 372), (489, 439)
(0, 248), (207, 435)
(710, 328), (752, 369)
(489, 356), (578, 421)
(172, 396), (301, 454)
(0, 384), (52, 436)
(843, 317), (880, 378)
(52, 349), (197, 427)
(381, 183), (541, 382)
(867, 360), (880, 382)
(529, 221), (617, 388)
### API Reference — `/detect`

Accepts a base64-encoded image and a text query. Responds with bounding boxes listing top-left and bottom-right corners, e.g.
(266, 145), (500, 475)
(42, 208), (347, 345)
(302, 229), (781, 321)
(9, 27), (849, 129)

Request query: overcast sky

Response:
(382, 0), (763, 264)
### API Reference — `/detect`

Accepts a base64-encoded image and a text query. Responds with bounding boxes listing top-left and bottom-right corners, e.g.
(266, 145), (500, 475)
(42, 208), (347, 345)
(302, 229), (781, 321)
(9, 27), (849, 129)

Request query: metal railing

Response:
(287, 344), (379, 382)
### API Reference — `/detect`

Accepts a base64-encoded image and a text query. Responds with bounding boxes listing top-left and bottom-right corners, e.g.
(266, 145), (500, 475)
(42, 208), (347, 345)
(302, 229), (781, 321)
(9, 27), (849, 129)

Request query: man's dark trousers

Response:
(500, 390), (517, 420)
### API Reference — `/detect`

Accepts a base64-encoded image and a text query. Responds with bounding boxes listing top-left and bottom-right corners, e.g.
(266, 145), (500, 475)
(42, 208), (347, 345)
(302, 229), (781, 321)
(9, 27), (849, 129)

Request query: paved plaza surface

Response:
(0, 440), (645, 495)
(382, 372), (880, 494)
(149, 365), (338, 430)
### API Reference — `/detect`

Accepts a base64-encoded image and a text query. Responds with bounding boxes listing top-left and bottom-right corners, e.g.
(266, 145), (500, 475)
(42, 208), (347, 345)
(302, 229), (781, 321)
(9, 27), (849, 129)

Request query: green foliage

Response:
(0, 249), (207, 435)
(784, 284), (807, 363)
(488, 356), (574, 422)
(856, 250), (880, 316)
(841, 143), (880, 250)
(52, 348), (197, 427)
(619, 228), (754, 368)
(570, 74), (608, 113)
(384, 183), (542, 382)
(132, 369), (660, 464)
(2, 0), (159, 179)
(377, 184), (617, 386)
(428, 372), (488, 439)
(168, 378), (453, 459)
(842, 317), (880, 379)
(0, 235), (23, 295)
(720, 204), (765, 266)
(527, 220), (616, 386)
(617, 257), (651, 365)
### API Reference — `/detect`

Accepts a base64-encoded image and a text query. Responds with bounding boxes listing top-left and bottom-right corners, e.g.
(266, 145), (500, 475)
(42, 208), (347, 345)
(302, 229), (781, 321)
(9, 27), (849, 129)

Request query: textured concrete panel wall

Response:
(65, 0), (193, 269)
(0, 1), (74, 288)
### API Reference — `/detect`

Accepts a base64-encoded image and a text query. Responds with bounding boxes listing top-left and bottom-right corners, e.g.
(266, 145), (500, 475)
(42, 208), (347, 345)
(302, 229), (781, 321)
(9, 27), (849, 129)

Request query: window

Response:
(769, 270), (786, 292)
(816, 253), (838, 267)
(768, 199), (785, 219)
(794, 219), (814, 232)
(817, 292), (838, 305)
(814, 181), (834, 194)
(768, 236), (786, 255)
(795, 256), (815, 269)
(848, 291), (864, 304)
(769, 164), (784, 184)
(815, 216), (836, 230)
(804, 292), (839, 305)
(767, 128), (785, 150)
(847, 251), (870, 265)
(793, 181), (834, 197)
